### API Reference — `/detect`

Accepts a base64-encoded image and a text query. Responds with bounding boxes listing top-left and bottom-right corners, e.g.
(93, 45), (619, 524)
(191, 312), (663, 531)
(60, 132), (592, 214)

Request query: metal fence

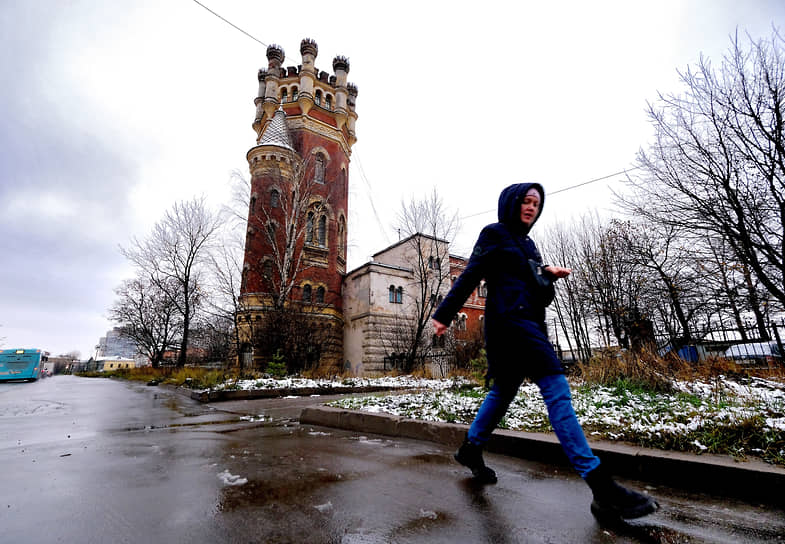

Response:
(556, 319), (785, 368)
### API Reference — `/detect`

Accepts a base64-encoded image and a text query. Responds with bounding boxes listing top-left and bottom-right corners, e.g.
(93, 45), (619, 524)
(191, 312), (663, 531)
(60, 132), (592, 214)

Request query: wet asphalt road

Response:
(1, 376), (783, 544)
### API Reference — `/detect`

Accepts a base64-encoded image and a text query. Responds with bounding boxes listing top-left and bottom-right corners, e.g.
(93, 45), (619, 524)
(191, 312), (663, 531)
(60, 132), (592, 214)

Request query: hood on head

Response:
(497, 182), (545, 232)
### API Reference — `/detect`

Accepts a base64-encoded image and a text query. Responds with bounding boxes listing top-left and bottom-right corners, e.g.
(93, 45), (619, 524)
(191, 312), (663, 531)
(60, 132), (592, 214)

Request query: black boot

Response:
(454, 436), (497, 484)
(584, 463), (659, 520)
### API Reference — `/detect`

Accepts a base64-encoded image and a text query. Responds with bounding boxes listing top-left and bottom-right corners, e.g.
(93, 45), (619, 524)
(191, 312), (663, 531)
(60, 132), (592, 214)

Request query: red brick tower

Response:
(239, 39), (358, 370)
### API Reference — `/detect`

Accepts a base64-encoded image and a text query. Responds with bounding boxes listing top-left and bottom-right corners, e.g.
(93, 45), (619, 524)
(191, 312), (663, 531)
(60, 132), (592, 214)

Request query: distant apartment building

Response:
(96, 327), (140, 360)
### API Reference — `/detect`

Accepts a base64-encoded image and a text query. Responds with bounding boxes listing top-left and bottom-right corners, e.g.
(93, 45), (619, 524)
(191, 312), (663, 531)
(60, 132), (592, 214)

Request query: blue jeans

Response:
(466, 373), (600, 478)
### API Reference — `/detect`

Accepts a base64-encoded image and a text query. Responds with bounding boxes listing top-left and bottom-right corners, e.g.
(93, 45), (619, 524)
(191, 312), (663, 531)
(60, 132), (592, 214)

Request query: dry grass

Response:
(576, 347), (785, 392)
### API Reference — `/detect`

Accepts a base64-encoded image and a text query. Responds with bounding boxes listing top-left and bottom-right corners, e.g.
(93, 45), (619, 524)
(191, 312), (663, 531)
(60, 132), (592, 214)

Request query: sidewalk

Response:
(300, 405), (785, 507)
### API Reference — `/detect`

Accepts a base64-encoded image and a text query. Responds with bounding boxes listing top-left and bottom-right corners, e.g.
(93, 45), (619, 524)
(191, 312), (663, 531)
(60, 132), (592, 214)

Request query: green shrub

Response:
(266, 350), (287, 378)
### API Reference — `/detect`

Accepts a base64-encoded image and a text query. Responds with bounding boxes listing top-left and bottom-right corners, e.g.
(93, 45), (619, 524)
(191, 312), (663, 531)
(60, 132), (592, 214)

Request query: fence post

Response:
(773, 320), (785, 367)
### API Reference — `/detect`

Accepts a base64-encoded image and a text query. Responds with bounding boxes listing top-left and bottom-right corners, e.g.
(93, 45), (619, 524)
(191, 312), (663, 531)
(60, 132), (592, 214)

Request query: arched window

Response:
(292, 87), (298, 101)
(280, 88), (288, 103)
(325, 95), (332, 110)
(270, 189), (280, 208)
(250, 195), (257, 213)
(389, 285), (396, 303)
(314, 154), (325, 184)
(478, 281), (488, 298)
(338, 216), (346, 259)
(396, 286), (403, 304)
(315, 286), (325, 304)
(306, 212), (314, 244)
(317, 215), (327, 247)
(302, 284), (312, 302)
(457, 313), (467, 331)
(315, 90), (322, 106)
(262, 260), (273, 280)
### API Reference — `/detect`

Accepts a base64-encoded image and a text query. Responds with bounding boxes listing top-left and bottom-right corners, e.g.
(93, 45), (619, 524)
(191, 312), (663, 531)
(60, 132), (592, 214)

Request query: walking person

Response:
(431, 182), (658, 520)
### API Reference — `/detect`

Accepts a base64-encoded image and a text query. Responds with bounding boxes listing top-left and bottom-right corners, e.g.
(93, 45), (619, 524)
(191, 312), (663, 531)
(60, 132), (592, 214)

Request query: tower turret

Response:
(297, 38), (318, 115)
(263, 45), (284, 119)
(253, 69), (267, 134)
(332, 56), (350, 130)
(347, 83), (359, 146)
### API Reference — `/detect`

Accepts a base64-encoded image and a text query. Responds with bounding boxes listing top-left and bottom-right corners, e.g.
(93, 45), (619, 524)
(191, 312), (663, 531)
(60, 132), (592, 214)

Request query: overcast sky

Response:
(1, 1), (782, 358)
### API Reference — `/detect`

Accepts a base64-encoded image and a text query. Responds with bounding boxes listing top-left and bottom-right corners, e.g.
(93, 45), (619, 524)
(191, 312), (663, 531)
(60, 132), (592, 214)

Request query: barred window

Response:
(306, 212), (314, 244)
(317, 215), (327, 247)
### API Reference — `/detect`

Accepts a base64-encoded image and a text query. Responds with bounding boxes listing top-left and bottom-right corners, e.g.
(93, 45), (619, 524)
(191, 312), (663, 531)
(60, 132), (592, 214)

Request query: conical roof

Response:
(259, 106), (293, 150)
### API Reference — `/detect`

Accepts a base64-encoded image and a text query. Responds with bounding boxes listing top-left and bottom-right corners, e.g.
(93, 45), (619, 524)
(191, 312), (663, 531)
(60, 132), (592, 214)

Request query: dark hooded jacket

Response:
(432, 182), (563, 381)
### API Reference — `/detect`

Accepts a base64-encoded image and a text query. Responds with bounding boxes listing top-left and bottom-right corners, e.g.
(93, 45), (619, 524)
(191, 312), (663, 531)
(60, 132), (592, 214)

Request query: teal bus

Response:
(0, 349), (47, 381)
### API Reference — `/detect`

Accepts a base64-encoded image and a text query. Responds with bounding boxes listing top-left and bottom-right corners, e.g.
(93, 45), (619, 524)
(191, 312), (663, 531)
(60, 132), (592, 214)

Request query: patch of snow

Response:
(218, 469), (247, 486)
(419, 509), (438, 520)
(314, 501), (332, 513)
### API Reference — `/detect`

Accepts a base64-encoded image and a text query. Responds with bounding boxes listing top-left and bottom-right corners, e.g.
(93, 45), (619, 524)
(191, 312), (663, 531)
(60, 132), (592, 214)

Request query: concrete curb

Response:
(301, 405), (785, 507)
(189, 385), (397, 403)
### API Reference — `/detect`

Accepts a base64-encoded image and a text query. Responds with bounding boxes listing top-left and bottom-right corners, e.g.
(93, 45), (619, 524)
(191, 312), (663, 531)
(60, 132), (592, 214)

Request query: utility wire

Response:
(353, 152), (390, 245)
(459, 167), (641, 220)
(187, 1), (642, 225)
(190, 0), (268, 48)
(190, 0), (298, 65)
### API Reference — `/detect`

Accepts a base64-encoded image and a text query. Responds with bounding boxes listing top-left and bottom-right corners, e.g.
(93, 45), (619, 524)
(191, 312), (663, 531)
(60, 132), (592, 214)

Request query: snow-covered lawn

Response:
(323, 375), (785, 465)
(212, 375), (467, 391)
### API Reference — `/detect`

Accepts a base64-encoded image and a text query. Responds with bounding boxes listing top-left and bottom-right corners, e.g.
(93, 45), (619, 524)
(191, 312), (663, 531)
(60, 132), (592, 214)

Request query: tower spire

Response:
(258, 104), (293, 149)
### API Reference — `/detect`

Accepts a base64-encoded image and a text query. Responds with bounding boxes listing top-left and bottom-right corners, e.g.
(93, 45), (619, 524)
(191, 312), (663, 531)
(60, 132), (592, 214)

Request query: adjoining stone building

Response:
(343, 234), (450, 375)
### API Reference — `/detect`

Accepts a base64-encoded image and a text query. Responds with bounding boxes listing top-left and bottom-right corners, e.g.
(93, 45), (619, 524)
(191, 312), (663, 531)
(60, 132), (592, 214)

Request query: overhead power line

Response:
(187, 1), (642, 225)
(459, 167), (641, 220)
(353, 151), (390, 246)
(190, 0), (269, 48)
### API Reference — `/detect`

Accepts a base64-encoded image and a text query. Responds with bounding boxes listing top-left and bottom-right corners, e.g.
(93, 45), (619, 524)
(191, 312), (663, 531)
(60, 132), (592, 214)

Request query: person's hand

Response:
(544, 266), (572, 279)
(432, 319), (448, 337)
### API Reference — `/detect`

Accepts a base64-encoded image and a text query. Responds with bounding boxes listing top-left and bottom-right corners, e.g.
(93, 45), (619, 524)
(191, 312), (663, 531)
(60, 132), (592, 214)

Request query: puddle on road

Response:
(410, 452), (452, 465)
(387, 509), (451, 541)
(217, 468), (357, 512)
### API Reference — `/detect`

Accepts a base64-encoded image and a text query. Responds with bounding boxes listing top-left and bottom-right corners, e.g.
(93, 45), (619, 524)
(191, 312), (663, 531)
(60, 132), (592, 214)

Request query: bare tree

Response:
(610, 219), (708, 347)
(199, 170), (254, 368)
(619, 29), (785, 310)
(121, 197), (219, 367)
(541, 220), (596, 362)
(109, 276), (181, 367)
(388, 189), (460, 373)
